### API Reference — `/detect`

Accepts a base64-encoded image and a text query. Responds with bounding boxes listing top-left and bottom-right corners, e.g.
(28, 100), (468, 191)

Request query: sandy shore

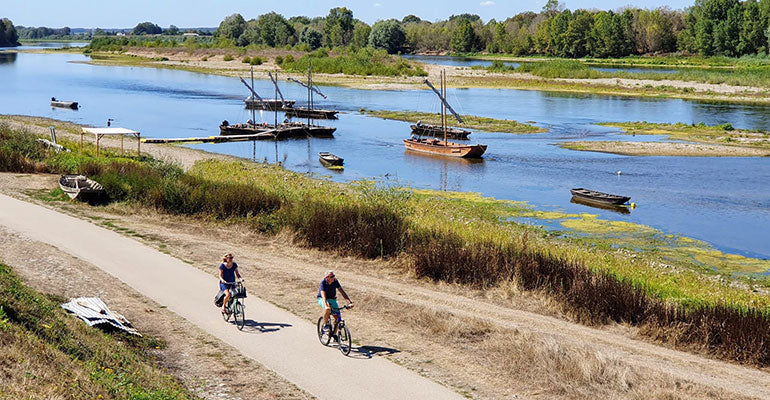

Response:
(560, 140), (770, 157)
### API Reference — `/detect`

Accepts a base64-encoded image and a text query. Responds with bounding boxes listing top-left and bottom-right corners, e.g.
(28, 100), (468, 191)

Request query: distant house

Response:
(116, 32), (125, 37)
(183, 32), (199, 37)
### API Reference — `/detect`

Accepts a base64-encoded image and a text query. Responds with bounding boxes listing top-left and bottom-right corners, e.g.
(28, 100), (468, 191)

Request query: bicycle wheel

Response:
(337, 324), (351, 355)
(317, 317), (331, 346)
(222, 304), (231, 322)
(234, 301), (245, 330)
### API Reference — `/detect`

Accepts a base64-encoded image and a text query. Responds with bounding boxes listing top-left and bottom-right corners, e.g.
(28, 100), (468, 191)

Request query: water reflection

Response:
(0, 53), (17, 65)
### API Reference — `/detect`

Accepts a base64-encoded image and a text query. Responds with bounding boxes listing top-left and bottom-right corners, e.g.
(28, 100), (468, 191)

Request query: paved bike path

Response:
(0, 194), (463, 400)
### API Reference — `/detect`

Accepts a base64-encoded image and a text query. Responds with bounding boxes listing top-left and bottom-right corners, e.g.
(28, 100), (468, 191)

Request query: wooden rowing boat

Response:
(403, 70), (486, 159)
(50, 97), (78, 109)
(570, 188), (630, 205)
(319, 152), (344, 167)
(59, 175), (105, 200)
(403, 137), (487, 158)
(285, 107), (338, 119)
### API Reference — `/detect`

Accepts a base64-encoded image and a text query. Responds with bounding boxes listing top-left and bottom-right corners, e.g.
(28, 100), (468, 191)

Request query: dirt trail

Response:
(0, 193), (464, 400)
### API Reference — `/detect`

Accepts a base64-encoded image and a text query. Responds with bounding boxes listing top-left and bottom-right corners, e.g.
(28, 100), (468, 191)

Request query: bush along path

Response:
(2, 121), (769, 368)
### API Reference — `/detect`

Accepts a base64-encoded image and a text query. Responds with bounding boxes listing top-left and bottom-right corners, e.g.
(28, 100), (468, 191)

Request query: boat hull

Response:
(410, 124), (470, 140)
(220, 123), (335, 139)
(244, 98), (295, 110)
(570, 188), (630, 205)
(59, 175), (104, 200)
(319, 152), (344, 167)
(51, 101), (78, 109)
(403, 138), (486, 158)
(286, 107), (338, 119)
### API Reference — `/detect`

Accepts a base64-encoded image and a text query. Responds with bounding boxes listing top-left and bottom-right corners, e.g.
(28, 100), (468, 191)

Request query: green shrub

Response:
(241, 56), (251, 64)
(249, 56), (263, 65)
(274, 55), (283, 65)
(223, 54), (233, 61)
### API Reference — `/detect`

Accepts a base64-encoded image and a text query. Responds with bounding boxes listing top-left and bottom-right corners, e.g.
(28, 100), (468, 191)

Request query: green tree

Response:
(450, 19), (477, 52)
(165, 25), (179, 35)
(351, 22), (371, 49)
(713, 3), (741, 56)
(131, 21), (162, 35)
(739, 0), (764, 54)
(256, 12), (295, 47)
(563, 10), (593, 57)
(1, 19), (19, 46)
(325, 7), (354, 46)
(216, 13), (246, 41)
(368, 19), (405, 53)
(402, 15), (421, 24)
(300, 26), (323, 49)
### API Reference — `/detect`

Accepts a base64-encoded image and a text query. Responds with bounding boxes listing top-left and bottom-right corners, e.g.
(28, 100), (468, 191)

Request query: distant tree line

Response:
(0, 18), (20, 46)
(210, 0), (770, 58)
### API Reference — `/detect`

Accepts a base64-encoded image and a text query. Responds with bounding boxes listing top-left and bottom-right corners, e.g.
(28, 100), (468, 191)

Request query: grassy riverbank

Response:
(361, 109), (545, 134)
(0, 262), (191, 399)
(3, 117), (770, 367)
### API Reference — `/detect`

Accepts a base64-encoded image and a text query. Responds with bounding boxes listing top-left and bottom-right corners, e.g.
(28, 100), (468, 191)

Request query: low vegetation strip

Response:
(559, 141), (770, 157)
(598, 121), (770, 151)
(279, 48), (427, 77)
(361, 109), (545, 133)
(0, 262), (191, 399)
(3, 121), (770, 368)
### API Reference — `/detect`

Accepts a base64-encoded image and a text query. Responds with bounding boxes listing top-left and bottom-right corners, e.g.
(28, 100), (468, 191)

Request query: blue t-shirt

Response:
(317, 278), (341, 299)
(219, 262), (238, 284)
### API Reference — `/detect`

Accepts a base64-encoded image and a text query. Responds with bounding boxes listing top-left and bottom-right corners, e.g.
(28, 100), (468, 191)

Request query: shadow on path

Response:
(232, 319), (292, 333)
(345, 344), (401, 359)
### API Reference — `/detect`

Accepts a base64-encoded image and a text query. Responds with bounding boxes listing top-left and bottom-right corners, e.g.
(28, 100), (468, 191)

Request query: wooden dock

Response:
(141, 130), (278, 144)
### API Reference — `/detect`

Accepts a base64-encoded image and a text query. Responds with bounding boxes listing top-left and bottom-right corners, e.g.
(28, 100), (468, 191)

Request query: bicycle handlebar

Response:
(220, 279), (245, 285)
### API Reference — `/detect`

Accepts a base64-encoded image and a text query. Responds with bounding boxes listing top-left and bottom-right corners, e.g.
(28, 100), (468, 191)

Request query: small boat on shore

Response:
(410, 123), (470, 140)
(59, 175), (105, 200)
(50, 97), (78, 109)
(570, 188), (630, 206)
(319, 152), (344, 167)
(285, 107), (338, 120)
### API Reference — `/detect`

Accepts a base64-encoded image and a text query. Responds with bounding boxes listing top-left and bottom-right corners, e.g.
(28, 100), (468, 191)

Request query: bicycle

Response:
(316, 304), (353, 355)
(221, 280), (246, 330)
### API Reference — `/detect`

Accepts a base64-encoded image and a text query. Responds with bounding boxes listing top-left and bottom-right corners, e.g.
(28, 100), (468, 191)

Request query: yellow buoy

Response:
(630, 202), (636, 209)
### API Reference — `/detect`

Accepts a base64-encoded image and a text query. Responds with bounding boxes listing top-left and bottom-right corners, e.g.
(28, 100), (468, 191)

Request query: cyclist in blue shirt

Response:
(317, 270), (353, 330)
(219, 253), (242, 314)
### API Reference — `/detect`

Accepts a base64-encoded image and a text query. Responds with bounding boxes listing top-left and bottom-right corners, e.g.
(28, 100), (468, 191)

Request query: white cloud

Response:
(480, 1), (495, 5)
(374, 2), (381, 6)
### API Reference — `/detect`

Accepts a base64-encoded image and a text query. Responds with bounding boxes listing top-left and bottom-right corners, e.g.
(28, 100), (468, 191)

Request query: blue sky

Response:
(4, 0), (694, 28)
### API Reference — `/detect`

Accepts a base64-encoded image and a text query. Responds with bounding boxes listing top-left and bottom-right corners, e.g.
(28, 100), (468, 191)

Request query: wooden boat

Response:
(244, 97), (295, 110)
(410, 123), (470, 140)
(319, 152), (344, 167)
(570, 188), (630, 206)
(220, 120), (335, 138)
(59, 175), (105, 200)
(286, 60), (340, 122)
(570, 196), (630, 214)
(403, 137), (487, 158)
(403, 71), (486, 159)
(50, 97), (78, 109)
(285, 107), (338, 120)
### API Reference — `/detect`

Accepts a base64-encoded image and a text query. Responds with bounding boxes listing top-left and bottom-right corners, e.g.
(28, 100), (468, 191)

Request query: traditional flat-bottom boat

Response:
(285, 107), (338, 119)
(59, 175), (105, 200)
(319, 152), (344, 167)
(220, 121), (335, 138)
(50, 97), (78, 109)
(410, 123), (470, 140)
(244, 97), (295, 110)
(570, 196), (630, 214)
(403, 137), (487, 158)
(570, 188), (630, 205)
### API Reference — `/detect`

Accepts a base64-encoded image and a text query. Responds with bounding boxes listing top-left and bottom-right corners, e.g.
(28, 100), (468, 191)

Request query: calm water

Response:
(1, 50), (769, 259)
(405, 55), (681, 74)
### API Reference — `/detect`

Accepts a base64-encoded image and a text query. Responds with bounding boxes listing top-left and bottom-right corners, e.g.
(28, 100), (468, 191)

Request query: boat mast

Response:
(442, 70), (447, 144)
(307, 58), (312, 126)
(250, 67), (256, 126)
(274, 70), (278, 127)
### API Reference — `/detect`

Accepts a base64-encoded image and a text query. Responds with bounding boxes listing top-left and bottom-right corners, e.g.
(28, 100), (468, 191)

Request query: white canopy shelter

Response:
(80, 127), (141, 157)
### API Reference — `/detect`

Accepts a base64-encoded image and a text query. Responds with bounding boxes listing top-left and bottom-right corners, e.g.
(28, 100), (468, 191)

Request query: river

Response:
(1, 48), (768, 260)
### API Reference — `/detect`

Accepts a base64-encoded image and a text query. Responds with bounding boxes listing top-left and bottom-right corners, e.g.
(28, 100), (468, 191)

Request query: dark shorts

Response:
(220, 282), (235, 291)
